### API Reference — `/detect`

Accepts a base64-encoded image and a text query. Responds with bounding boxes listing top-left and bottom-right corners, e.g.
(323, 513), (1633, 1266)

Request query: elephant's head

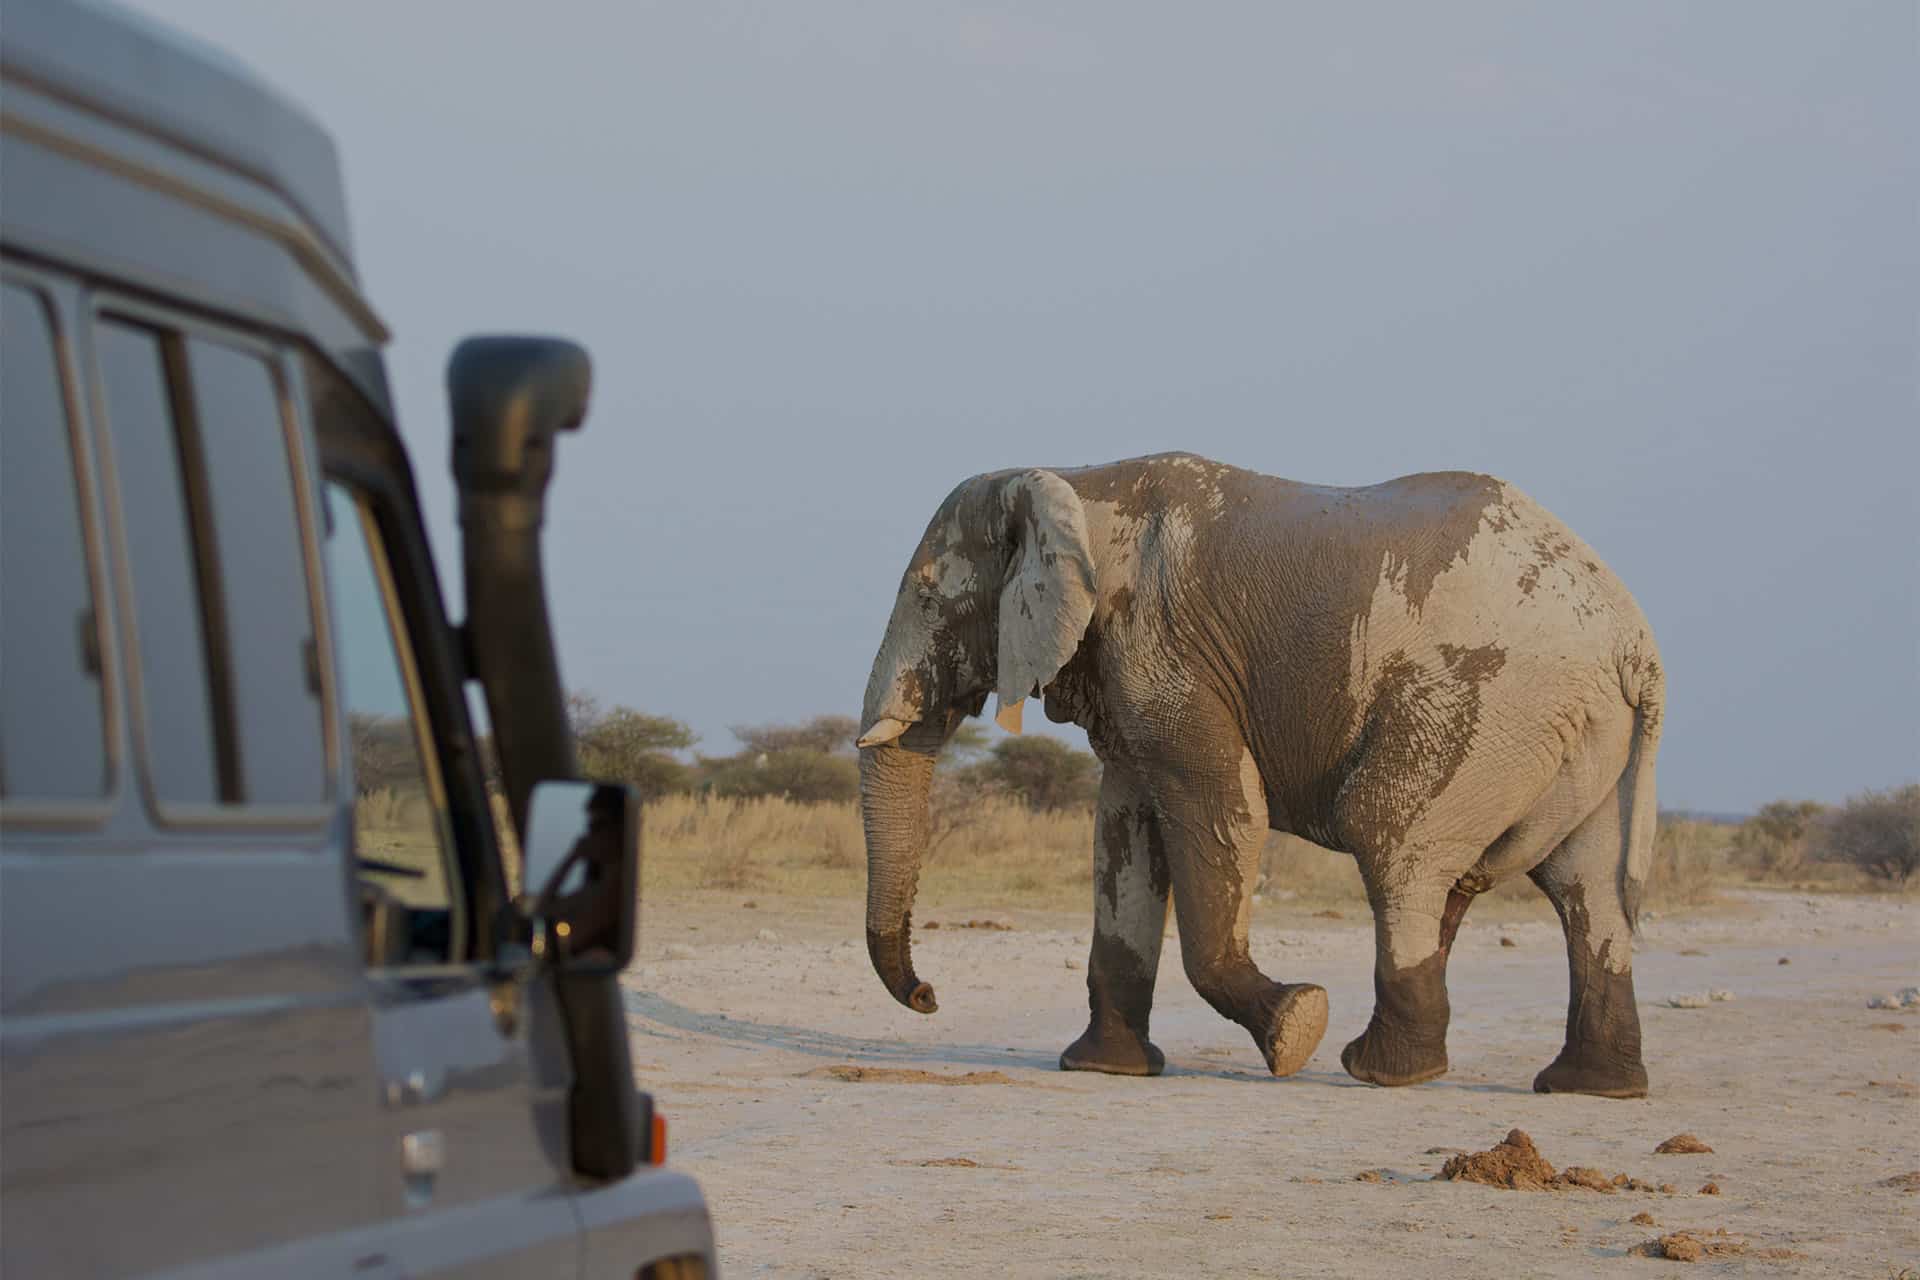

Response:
(856, 469), (1098, 1014)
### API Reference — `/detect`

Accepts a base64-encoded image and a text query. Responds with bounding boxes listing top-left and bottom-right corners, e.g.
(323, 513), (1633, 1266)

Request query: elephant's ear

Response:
(995, 470), (1096, 730)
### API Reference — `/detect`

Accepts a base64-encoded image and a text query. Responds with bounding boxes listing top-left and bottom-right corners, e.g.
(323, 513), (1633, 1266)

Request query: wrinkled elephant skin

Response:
(856, 454), (1662, 1098)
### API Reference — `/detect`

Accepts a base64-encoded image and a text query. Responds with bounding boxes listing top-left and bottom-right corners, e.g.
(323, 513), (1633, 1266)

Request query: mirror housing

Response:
(522, 780), (640, 973)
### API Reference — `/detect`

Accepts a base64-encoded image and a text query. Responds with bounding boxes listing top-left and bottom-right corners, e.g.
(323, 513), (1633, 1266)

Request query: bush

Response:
(1813, 785), (1920, 886)
(1731, 800), (1825, 880)
(569, 693), (698, 798)
(964, 736), (1101, 812)
(699, 747), (861, 805)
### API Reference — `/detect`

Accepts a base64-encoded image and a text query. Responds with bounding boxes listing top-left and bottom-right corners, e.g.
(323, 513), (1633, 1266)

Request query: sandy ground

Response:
(624, 891), (1918, 1278)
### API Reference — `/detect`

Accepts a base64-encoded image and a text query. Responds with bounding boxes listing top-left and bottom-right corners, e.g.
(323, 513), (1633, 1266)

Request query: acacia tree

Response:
(567, 692), (697, 798)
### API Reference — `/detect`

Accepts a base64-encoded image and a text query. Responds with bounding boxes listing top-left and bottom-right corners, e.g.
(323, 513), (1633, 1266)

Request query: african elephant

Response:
(857, 453), (1664, 1097)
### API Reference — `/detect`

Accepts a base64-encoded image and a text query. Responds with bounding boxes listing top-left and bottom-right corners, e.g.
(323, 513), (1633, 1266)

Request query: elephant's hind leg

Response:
(1062, 767), (1171, 1076)
(1339, 853), (1482, 1087)
(1531, 788), (1649, 1099)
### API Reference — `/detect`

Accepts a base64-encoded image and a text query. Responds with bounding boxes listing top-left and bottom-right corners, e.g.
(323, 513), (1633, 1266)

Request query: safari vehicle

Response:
(0, 2), (715, 1276)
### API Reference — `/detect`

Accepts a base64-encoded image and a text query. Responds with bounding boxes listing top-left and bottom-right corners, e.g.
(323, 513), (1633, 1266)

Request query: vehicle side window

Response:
(186, 338), (326, 805)
(0, 284), (109, 803)
(94, 321), (223, 806)
(94, 317), (328, 813)
(323, 481), (462, 964)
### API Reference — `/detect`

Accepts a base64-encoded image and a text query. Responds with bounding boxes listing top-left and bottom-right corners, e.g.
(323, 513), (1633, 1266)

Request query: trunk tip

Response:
(906, 982), (938, 1015)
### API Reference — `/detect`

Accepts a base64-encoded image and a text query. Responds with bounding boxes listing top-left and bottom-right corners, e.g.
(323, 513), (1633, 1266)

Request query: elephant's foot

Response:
(1059, 1022), (1165, 1077)
(1341, 952), (1452, 1086)
(1247, 982), (1329, 1077)
(1340, 1015), (1449, 1087)
(1533, 1043), (1648, 1099)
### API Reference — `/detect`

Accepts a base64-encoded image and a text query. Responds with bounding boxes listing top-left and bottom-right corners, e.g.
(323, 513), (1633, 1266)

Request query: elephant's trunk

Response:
(860, 744), (939, 1014)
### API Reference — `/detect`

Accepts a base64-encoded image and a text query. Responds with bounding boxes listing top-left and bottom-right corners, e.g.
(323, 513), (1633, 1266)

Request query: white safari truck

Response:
(0, 2), (717, 1275)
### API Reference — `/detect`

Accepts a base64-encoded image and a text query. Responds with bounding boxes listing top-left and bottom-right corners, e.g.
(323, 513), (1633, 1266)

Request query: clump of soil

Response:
(1439, 1129), (1558, 1189)
(1354, 1169), (1384, 1183)
(1628, 1229), (1802, 1263)
(802, 1065), (1014, 1085)
(1631, 1230), (1737, 1262)
(1698, 1182), (1721, 1195)
(1435, 1129), (1666, 1194)
(1877, 1171), (1920, 1191)
(1655, 1133), (1714, 1154)
(1777, 956), (1790, 965)
(1630, 1211), (1657, 1226)
(1499, 936), (1518, 948)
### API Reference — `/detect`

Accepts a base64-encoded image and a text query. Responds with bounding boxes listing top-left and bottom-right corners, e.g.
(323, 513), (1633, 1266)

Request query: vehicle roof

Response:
(0, 0), (358, 276)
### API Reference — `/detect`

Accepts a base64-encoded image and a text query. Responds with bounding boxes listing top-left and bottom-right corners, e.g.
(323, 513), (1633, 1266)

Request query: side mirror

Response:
(522, 780), (640, 973)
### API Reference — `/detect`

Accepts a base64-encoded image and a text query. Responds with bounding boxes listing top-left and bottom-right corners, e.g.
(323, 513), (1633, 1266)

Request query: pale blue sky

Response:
(130, 1), (1917, 813)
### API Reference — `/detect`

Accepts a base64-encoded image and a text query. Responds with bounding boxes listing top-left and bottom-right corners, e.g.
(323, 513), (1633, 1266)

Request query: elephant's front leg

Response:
(1061, 767), (1170, 1076)
(1341, 854), (1479, 1087)
(1163, 747), (1329, 1077)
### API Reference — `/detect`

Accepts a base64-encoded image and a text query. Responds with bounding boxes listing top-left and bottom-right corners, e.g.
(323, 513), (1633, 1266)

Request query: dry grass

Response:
(644, 792), (1093, 908)
(638, 796), (1762, 916)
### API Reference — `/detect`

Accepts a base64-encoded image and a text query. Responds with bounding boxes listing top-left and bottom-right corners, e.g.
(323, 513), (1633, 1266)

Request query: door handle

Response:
(400, 1128), (444, 1209)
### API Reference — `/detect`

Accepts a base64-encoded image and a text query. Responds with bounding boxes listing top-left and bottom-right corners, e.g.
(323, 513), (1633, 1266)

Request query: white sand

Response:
(626, 890), (1919, 1277)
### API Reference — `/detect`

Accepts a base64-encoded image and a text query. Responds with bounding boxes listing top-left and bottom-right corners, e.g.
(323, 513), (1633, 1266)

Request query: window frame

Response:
(85, 291), (339, 830)
(0, 264), (120, 829)
(326, 479), (471, 966)
(310, 353), (512, 968)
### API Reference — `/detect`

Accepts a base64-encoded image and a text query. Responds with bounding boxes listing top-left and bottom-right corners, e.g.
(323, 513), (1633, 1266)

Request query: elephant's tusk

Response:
(856, 717), (912, 749)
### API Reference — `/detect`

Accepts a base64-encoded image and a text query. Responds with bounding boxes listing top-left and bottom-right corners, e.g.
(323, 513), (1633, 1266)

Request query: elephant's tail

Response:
(1617, 648), (1665, 931)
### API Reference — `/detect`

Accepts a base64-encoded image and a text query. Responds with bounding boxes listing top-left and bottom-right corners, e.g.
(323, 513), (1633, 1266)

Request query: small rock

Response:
(664, 943), (697, 960)
(1354, 1169), (1384, 1183)
(1867, 987), (1920, 1010)
(1709, 988), (1734, 1003)
(1630, 1211), (1656, 1226)
(1655, 1133), (1714, 1155)
(1777, 956), (1790, 965)
(1698, 1182), (1720, 1195)
(756, 928), (781, 943)
(1666, 993), (1712, 1009)
(1499, 936), (1517, 948)
(1064, 957), (1083, 970)
(921, 920), (941, 930)
(742, 900), (758, 909)
(1658, 1183), (1676, 1194)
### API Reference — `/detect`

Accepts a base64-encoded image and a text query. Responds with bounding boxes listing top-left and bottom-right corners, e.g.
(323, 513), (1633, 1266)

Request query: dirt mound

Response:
(1654, 1133), (1714, 1154)
(802, 1065), (1014, 1085)
(1435, 1129), (1669, 1194)
(1628, 1229), (1802, 1263)
(1438, 1130), (1557, 1189)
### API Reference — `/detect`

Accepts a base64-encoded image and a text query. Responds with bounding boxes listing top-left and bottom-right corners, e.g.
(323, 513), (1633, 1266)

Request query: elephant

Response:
(856, 453), (1664, 1097)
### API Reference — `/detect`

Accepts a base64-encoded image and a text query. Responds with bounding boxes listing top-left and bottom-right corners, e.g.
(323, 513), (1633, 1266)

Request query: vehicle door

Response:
(309, 356), (583, 1280)
(0, 276), (386, 1277)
